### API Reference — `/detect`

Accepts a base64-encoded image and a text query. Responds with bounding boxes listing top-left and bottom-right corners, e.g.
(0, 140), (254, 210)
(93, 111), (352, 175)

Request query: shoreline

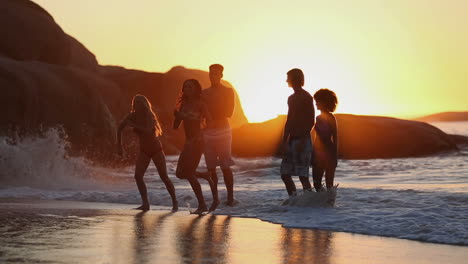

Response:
(1, 198), (466, 263)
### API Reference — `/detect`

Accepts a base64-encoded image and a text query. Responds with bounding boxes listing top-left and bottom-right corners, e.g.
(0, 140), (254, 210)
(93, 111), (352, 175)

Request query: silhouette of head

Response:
(182, 79), (202, 99)
(132, 94), (163, 136)
(314, 89), (338, 112)
(176, 79), (202, 110)
(287, 68), (304, 88)
(209, 64), (224, 86)
(132, 94), (152, 113)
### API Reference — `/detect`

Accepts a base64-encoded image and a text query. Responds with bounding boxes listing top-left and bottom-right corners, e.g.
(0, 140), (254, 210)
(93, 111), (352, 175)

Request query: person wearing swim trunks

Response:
(173, 79), (220, 213)
(312, 89), (338, 191)
(199, 64), (236, 206)
(117, 94), (178, 211)
(280, 68), (315, 196)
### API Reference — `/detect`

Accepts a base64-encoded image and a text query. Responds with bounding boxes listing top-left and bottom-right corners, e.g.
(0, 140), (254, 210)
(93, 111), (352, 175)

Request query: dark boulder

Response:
(231, 114), (458, 159)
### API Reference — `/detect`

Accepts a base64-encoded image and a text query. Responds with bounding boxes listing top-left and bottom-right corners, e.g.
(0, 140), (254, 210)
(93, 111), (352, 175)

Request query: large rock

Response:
(231, 114), (458, 159)
(336, 114), (457, 159)
(0, 57), (120, 157)
(232, 116), (286, 157)
(0, 0), (98, 71)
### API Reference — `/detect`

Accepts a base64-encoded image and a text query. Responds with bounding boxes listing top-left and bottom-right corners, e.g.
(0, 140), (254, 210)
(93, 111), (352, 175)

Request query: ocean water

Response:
(0, 122), (467, 246)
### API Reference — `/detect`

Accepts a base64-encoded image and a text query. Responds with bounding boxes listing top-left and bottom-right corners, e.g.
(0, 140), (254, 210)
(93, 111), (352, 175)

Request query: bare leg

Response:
(325, 167), (336, 189)
(313, 166), (325, 191)
(299, 176), (312, 191)
(222, 168), (234, 206)
(152, 151), (178, 211)
(195, 171), (211, 180)
(207, 168), (219, 211)
(134, 152), (151, 211)
(207, 178), (220, 212)
(281, 174), (297, 196)
(208, 168), (218, 185)
(186, 176), (208, 213)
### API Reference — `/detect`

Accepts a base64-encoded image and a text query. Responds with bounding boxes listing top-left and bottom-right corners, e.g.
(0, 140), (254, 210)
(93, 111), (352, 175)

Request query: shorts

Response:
(176, 137), (204, 179)
(280, 136), (313, 177)
(203, 127), (235, 169)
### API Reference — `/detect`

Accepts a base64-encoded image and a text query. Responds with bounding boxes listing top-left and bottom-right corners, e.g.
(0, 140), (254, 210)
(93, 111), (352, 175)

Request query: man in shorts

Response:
(280, 68), (315, 196)
(200, 64), (236, 206)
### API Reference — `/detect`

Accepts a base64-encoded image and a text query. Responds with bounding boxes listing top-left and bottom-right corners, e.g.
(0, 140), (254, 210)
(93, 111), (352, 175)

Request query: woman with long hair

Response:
(117, 94), (178, 211)
(174, 79), (219, 214)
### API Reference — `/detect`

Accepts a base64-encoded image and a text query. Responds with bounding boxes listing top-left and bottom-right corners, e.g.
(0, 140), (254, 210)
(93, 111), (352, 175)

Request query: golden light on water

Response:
(33, 0), (468, 122)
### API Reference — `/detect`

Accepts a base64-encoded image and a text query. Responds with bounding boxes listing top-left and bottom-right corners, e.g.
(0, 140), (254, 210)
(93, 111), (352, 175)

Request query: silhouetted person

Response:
(312, 89), (338, 191)
(173, 79), (219, 213)
(280, 69), (314, 196)
(117, 94), (178, 211)
(199, 64), (235, 206)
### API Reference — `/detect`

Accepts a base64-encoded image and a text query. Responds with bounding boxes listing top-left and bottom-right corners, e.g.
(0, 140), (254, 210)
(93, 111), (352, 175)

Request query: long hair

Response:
(131, 94), (163, 136)
(176, 79), (202, 111)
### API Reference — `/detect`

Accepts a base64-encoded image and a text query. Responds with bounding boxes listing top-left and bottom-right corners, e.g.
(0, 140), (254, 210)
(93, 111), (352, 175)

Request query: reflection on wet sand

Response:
(1, 200), (467, 264)
(132, 211), (174, 264)
(176, 215), (231, 264)
(281, 228), (333, 264)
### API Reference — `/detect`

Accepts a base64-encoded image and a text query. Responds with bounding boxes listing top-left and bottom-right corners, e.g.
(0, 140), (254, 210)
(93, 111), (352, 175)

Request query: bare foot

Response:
(190, 207), (208, 215)
(135, 204), (150, 211)
(209, 199), (220, 212)
(225, 199), (238, 207)
(172, 200), (179, 212)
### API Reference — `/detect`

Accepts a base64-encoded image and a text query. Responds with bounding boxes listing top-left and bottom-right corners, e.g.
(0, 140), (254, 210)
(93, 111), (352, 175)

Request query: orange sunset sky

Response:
(33, 0), (467, 122)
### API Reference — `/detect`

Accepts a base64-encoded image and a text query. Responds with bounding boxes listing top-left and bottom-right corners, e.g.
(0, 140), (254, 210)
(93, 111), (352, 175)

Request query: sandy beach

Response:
(0, 199), (466, 264)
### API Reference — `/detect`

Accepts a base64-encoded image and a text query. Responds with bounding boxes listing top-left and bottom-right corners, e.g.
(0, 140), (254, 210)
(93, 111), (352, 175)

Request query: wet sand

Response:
(0, 199), (466, 264)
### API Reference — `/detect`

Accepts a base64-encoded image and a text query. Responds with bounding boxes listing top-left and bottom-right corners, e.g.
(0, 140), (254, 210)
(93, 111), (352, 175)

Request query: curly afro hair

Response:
(314, 89), (338, 112)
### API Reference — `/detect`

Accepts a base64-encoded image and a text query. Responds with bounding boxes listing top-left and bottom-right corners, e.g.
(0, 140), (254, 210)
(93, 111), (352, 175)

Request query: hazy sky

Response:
(34, 0), (468, 122)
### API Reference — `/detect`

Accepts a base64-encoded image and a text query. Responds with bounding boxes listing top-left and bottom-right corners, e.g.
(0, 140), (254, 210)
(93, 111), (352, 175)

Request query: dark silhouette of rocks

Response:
(231, 114), (459, 159)
(415, 112), (468, 122)
(335, 114), (457, 159)
(0, 0), (98, 70)
(0, 57), (120, 157)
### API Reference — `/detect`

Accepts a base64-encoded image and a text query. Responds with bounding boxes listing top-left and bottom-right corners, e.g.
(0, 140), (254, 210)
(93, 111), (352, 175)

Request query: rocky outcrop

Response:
(231, 114), (459, 159)
(336, 114), (457, 159)
(0, 57), (120, 157)
(415, 112), (468, 122)
(232, 116), (286, 157)
(449, 135), (468, 147)
(0, 0), (98, 71)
